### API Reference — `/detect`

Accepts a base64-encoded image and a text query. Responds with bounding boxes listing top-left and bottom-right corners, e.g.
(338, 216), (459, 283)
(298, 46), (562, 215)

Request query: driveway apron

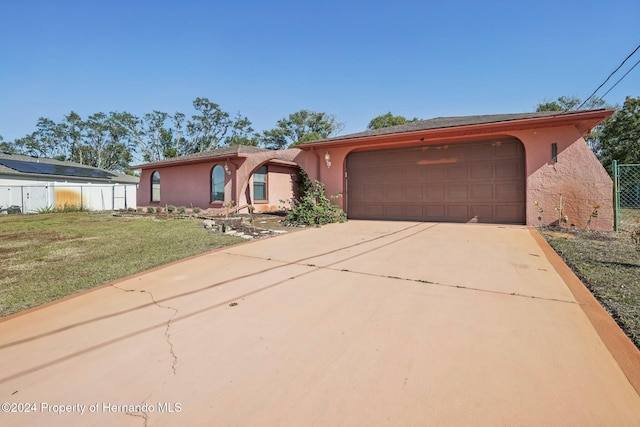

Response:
(1, 221), (639, 426)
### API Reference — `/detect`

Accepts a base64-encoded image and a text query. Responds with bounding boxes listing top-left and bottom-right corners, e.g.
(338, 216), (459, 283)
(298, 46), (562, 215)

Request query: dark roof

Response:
(132, 145), (272, 169)
(315, 110), (608, 143)
(0, 153), (139, 184)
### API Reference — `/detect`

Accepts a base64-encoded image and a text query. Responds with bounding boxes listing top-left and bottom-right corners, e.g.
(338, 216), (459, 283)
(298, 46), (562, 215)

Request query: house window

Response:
(211, 165), (225, 202)
(253, 165), (267, 201)
(151, 171), (160, 202)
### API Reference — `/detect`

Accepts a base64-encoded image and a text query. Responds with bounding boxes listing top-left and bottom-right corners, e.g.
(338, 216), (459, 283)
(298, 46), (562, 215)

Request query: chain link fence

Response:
(613, 161), (640, 231)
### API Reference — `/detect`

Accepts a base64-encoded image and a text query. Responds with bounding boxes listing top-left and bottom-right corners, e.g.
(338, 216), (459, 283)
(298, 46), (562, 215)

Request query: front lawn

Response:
(0, 212), (244, 317)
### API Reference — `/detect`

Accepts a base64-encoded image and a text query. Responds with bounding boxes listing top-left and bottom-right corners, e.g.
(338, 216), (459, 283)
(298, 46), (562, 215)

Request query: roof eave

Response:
(299, 109), (615, 150)
(132, 153), (249, 170)
(0, 171), (138, 184)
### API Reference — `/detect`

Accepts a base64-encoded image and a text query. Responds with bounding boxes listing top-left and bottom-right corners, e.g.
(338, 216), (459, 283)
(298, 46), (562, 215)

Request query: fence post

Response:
(613, 160), (619, 232)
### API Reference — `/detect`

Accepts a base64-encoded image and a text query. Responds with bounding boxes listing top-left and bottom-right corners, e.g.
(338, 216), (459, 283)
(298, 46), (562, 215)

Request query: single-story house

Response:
(134, 145), (302, 213)
(135, 109), (615, 230)
(0, 152), (139, 213)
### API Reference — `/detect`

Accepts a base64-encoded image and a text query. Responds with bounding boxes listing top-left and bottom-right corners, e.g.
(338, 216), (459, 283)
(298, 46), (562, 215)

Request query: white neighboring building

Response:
(0, 153), (139, 213)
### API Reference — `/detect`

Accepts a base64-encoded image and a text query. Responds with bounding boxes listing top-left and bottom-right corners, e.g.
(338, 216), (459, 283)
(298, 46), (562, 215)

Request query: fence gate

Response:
(613, 160), (640, 231)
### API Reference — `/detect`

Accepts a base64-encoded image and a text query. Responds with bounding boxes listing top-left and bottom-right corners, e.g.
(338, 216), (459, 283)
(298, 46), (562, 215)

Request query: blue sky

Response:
(1, 0), (638, 142)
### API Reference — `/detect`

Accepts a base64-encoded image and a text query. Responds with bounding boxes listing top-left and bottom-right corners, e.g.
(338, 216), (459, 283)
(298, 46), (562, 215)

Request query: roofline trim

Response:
(298, 109), (615, 150)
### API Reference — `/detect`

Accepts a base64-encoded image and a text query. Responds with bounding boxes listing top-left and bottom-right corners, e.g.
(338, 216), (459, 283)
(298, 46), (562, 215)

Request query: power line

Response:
(599, 57), (640, 100)
(576, 42), (640, 110)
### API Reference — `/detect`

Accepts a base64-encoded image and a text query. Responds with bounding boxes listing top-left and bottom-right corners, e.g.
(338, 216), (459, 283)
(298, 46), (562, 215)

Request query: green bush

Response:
(177, 206), (186, 214)
(166, 205), (176, 213)
(192, 207), (201, 214)
(155, 206), (162, 213)
(283, 180), (346, 227)
(146, 207), (155, 213)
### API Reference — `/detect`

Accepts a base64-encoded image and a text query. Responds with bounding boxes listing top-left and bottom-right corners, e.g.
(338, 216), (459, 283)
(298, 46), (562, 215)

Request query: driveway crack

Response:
(125, 409), (149, 427)
(112, 285), (178, 375)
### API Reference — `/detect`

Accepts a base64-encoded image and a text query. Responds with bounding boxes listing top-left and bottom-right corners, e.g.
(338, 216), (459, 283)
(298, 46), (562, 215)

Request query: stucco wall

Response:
(137, 156), (300, 213)
(246, 164), (299, 213)
(137, 161), (235, 210)
(510, 127), (613, 230)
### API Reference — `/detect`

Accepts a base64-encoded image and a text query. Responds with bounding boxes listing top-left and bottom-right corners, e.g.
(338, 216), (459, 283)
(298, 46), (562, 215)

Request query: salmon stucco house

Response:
(135, 145), (302, 213)
(135, 109), (615, 230)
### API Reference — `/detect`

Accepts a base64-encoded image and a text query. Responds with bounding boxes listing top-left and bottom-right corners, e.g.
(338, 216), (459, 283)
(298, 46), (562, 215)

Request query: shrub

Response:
(166, 205), (176, 213)
(177, 206), (186, 214)
(192, 207), (201, 214)
(155, 206), (162, 213)
(283, 180), (346, 227)
(136, 207), (143, 212)
(146, 207), (155, 213)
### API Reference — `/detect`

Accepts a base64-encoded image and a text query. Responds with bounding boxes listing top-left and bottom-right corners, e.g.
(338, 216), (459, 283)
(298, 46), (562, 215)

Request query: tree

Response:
(185, 97), (232, 152)
(226, 112), (259, 146)
(62, 112), (85, 164)
(591, 96), (640, 171)
(80, 113), (132, 172)
(12, 117), (67, 159)
(260, 110), (344, 149)
(536, 95), (606, 112)
(367, 112), (418, 130)
(0, 135), (17, 154)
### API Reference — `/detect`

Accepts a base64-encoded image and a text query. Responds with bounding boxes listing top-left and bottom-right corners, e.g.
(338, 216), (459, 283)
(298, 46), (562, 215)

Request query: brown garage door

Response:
(346, 138), (525, 223)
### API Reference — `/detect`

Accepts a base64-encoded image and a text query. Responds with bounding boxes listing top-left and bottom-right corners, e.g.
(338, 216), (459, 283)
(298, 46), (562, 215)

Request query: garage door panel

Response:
(447, 185), (469, 200)
(470, 205), (494, 222)
(366, 205), (384, 217)
(349, 186), (366, 202)
(404, 205), (423, 218)
(495, 140), (522, 157)
(470, 162), (494, 180)
(495, 205), (524, 222)
(384, 186), (403, 201)
(424, 185), (445, 200)
(496, 162), (521, 179)
(468, 142), (495, 158)
(365, 187), (383, 202)
(470, 184), (493, 200)
(347, 138), (525, 223)
(447, 205), (469, 220)
(383, 167), (405, 183)
(384, 205), (403, 218)
(425, 205), (445, 218)
(404, 185), (423, 200)
(425, 165), (447, 181)
(366, 169), (383, 184)
(495, 183), (524, 201)
(403, 168), (423, 182)
(446, 164), (468, 181)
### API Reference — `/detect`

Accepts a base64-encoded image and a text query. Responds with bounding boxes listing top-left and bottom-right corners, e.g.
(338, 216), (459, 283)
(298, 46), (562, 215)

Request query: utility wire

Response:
(576, 42), (640, 110)
(599, 58), (640, 100)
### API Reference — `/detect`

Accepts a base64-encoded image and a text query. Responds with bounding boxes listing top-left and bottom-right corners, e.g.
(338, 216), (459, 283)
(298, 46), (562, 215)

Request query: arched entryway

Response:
(345, 137), (526, 224)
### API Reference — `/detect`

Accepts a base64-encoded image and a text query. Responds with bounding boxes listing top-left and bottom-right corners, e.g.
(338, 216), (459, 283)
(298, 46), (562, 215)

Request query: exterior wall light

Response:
(324, 151), (332, 169)
(224, 163), (231, 175)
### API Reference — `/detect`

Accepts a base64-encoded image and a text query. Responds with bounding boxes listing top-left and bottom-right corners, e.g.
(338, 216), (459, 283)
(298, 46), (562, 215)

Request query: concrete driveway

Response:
(1, 221), (639, 426)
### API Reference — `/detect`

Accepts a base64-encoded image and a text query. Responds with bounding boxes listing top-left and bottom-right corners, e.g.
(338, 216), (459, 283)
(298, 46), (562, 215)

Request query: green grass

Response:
(542, 228), (640, 349)
(0, 212), (244, 317)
